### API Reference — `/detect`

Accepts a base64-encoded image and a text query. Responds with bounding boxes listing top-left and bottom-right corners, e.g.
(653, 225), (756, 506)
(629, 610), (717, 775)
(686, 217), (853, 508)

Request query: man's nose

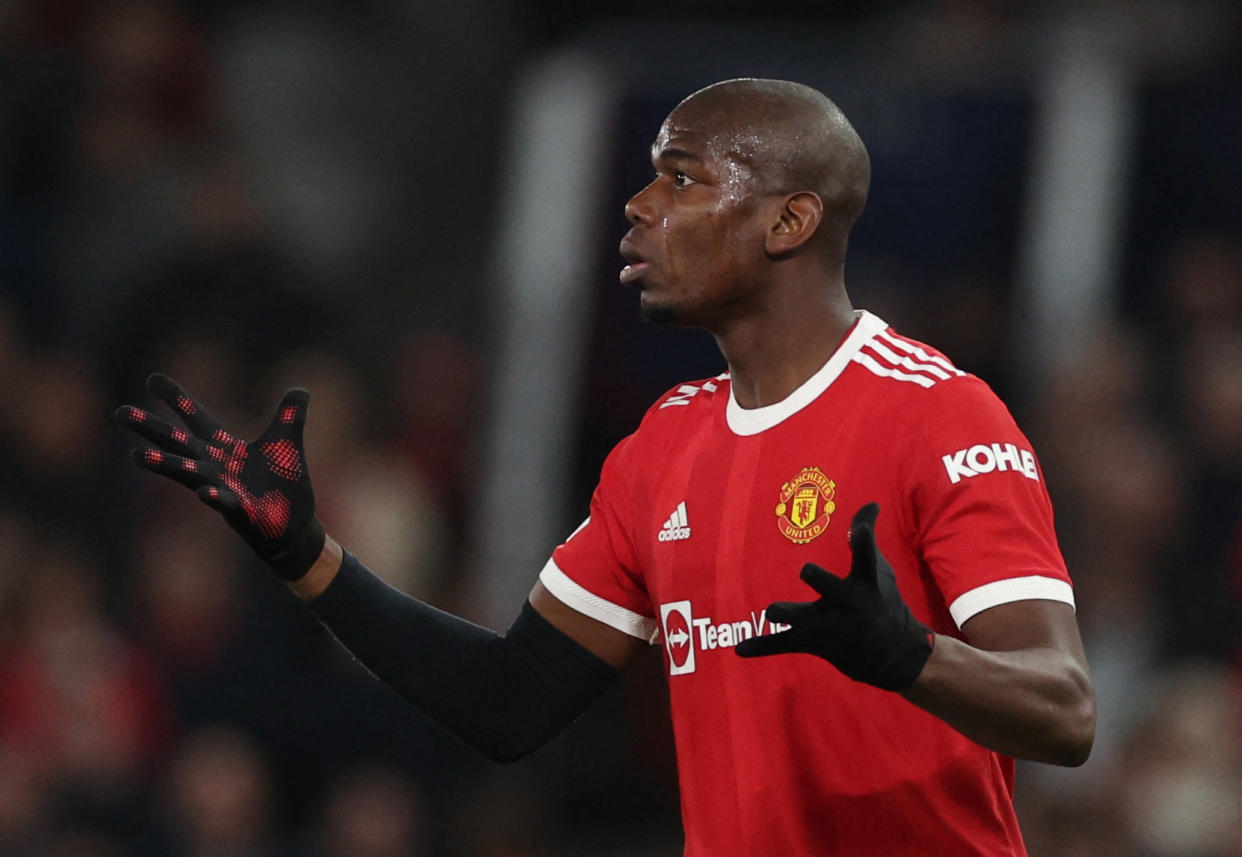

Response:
(624, 180), (657, 225)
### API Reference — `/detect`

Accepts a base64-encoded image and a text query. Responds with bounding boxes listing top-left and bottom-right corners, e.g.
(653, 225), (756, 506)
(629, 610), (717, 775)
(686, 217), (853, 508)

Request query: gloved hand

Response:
(735, 503), (934, 691)
(116, 373), (325, 581)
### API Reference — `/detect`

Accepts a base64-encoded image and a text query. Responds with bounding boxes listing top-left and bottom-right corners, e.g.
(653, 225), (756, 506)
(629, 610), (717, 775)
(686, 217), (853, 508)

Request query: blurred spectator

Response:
(131, 514), (246, 677)
(1015, 776), (1136, 857)
(270, 349), (445, 599)
(41, 828), (127, 857)
(0, 541), (171, 836)
(146, 724), (281, 857)
(39, 0), (210, 352)
(1158, 233), (1242, 338)
(0, 743), (54, 856)
(448, 773), (553, 857)
(307, 762), (428, 857)
(1179, 329), (1242, 471)
(1119, 663), (1242, 857)
(0, 509), (35, 651)
(1033, 325), (1173, 582)
(393, 330), (483, 556)
(1159, 325), (1242, 662)
(7, 353), (104, 478)
(0, 296), (23, 413)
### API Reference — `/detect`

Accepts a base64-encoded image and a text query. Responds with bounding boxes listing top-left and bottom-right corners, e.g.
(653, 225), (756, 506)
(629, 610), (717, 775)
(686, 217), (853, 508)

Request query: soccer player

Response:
(118, 79), (1095, 855)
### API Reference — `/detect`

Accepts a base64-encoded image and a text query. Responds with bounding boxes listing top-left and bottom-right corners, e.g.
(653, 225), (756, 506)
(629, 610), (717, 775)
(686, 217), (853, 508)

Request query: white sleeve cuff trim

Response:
(949, 575), (1076, 629)
(539, 558), (659, 643)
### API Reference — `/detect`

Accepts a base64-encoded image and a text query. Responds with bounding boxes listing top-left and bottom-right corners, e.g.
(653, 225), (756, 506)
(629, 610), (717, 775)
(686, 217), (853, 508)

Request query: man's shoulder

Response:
(648, 372), (731, 413)
(850, 323), (971, 396)
(847, 322), (1022, 427)
(621, 372), (730, 444)
(597, 374), (728, 483)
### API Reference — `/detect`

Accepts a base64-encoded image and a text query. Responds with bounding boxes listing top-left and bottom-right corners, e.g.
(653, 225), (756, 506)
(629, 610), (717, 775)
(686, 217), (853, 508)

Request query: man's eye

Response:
(673, 171), (695, 188)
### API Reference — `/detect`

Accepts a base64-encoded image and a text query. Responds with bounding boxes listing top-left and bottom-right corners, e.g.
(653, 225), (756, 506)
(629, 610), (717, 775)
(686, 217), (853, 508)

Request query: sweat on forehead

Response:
(661, 78), (870, 212)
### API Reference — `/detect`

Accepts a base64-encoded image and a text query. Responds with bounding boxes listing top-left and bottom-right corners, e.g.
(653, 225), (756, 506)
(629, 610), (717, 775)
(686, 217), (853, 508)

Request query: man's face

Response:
(619, 107), (773, 327)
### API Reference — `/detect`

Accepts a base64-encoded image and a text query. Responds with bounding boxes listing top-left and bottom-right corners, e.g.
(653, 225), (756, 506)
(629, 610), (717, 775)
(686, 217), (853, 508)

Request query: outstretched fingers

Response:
(116, 406), (202, 457)
(735, 625), (802, 658)
(735, 600), (816, 658)
(799, 562), (850, 600)
(132, 447), (217, 491)
(146, 373), (227, 442)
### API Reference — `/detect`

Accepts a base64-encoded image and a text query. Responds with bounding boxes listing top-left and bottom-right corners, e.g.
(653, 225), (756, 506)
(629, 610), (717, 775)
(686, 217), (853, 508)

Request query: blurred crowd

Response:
(0, 0), (1239, 855)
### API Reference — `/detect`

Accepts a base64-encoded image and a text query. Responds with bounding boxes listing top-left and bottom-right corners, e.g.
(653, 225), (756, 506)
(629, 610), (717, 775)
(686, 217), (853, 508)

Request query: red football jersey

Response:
(542, 311), (1073, 856)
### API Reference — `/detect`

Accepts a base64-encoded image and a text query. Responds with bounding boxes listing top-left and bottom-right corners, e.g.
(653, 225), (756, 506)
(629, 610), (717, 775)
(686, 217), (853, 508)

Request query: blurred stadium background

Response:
(0, 0), (1239, 854)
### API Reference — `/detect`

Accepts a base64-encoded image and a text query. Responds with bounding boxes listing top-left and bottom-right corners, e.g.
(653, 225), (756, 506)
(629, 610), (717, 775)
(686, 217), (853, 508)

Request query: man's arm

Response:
(527, 581), (652, 671)
(291, 540), (650, 672)
(118, 375), (639, 763)
(300, 547), (630, 764)
(901, 600), (1094, 767)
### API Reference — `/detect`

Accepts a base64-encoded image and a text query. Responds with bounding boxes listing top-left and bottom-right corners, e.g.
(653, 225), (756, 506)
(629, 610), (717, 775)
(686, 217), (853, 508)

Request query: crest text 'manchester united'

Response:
(775, 467), (836, 544)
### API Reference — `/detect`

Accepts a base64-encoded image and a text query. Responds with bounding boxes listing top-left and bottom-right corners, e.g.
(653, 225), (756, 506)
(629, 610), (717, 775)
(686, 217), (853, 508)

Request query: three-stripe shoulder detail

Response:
(851, 329), (965, 389)
(658, 372), (730, 409)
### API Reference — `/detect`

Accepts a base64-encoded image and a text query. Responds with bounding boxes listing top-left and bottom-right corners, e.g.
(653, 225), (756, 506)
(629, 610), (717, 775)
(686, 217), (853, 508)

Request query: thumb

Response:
(848, 502), (880, 546)
(847, 503), (881, 585)
(268, 388), (311, 443)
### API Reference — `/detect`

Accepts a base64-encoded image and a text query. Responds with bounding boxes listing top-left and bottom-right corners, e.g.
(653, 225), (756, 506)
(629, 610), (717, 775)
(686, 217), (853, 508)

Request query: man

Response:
(119, 79), (1095, 855)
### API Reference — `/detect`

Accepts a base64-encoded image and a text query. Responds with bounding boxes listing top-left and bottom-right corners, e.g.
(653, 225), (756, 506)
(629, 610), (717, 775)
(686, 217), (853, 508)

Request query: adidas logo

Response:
(658, 501), (692, 542)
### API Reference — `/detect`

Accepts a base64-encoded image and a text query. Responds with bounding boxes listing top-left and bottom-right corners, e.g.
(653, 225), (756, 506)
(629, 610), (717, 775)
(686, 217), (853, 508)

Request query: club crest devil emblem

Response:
(775, 467), (836, 544)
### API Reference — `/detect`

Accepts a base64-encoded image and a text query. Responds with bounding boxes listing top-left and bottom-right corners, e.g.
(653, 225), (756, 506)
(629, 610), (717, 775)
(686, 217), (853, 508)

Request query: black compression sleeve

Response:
(309, 551), (624, 763)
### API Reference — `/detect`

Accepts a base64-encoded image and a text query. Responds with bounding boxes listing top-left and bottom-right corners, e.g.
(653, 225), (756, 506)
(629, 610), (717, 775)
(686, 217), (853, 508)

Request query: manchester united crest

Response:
(775, 467), (836, 544)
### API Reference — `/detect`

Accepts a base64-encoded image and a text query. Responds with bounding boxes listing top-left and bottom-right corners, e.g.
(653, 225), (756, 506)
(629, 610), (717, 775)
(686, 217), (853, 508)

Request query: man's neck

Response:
(715, 288), (857, 410)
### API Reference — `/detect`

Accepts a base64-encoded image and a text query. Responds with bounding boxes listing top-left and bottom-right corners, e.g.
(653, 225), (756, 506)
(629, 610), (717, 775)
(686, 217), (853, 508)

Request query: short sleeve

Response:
(540, 435), (659, 642)
(904, 376), (1074, 629)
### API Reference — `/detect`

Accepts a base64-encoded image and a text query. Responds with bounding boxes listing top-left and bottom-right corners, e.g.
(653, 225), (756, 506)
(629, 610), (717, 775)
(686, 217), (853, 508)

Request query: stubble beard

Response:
(639, 292), (696, 327)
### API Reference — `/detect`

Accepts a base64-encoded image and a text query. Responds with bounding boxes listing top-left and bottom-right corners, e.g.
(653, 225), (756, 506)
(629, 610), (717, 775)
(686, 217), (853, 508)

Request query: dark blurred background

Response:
(0, 1), (1239, 855)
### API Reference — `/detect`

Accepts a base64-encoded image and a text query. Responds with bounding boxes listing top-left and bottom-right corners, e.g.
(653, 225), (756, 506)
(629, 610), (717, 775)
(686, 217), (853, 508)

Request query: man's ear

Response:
(764, 191), (823, 256)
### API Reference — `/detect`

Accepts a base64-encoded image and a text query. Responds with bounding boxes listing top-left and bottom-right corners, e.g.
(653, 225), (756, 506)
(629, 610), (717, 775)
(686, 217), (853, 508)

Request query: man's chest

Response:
(632, 414), (903, 618)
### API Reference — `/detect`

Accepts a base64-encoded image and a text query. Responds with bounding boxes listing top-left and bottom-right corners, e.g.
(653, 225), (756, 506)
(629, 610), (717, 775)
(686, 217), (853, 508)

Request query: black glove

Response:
(735, 503), (934, 691)
(116, 373), (325, 581)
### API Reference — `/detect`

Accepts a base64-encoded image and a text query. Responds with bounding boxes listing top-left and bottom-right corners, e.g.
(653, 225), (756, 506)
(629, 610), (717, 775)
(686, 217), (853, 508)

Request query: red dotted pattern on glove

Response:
(224, 443), (247, 475)
(252, 491), (292, 539)
(218, 473), (291, 540)
(261, 439), (303, 481)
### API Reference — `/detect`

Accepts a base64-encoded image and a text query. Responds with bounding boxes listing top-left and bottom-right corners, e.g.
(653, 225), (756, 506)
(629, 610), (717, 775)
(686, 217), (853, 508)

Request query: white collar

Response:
(725, 310), (888, 436)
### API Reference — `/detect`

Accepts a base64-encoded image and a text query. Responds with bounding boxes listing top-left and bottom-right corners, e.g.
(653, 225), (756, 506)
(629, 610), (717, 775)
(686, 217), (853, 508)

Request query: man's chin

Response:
(639, 294), (695, 327)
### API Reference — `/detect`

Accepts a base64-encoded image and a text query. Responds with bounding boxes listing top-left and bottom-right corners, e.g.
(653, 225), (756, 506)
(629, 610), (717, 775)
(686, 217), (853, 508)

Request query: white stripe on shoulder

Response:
(860, 339), (952, 380)
(851, 351), (936, 388)
(659, 384), (701, 408)
(948, 575), (1075, 629)
(659, 374), (729, 409)
(876, 329), (965, 376)
(539, 558), (659, 642)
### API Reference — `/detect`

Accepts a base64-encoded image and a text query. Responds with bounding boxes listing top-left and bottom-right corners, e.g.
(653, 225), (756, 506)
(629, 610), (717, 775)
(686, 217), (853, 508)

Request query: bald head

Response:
(665, 78), (871, 234)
